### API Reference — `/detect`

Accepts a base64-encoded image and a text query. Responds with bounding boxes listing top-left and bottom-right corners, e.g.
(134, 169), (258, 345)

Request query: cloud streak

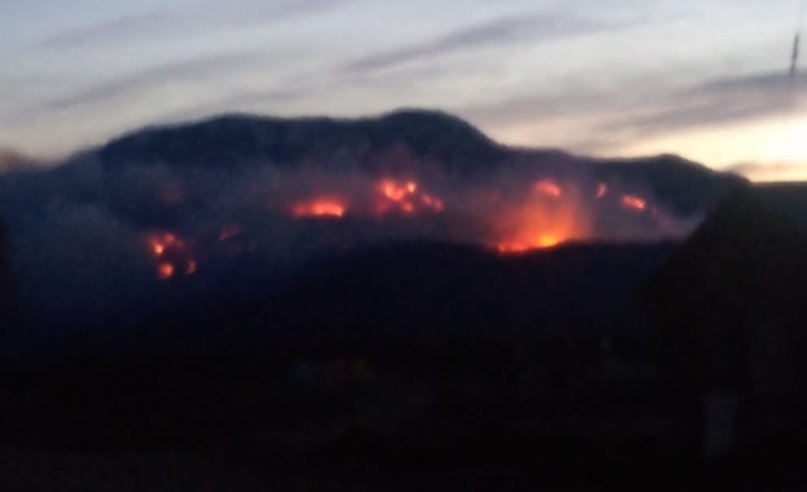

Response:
(342, 14), (609, 74)
(728, 161), (807, 181)
(43, 51), (275, 113)
(461, 68), (806, 153)
(37, 12), (167, 49)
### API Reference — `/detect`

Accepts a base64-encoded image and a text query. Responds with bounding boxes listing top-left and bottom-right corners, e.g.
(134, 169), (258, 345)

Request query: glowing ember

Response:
(596, 183), (608, 199)
(381, 180), (412, 202)
(157, 263), (175, 280)
(375, 179), (444, 216)
(146, 231), (197, 280)
(219, 224), (243, 241)
(421, 194), (445, 212)
(293, 199), (346, 218)
(622, 195), (647, 212)
(533, 180), (563, 199)
(148, 232), (181, 256)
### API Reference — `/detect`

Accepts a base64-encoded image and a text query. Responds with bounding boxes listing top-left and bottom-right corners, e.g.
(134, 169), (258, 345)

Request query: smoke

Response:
(0, 115), (713, 333)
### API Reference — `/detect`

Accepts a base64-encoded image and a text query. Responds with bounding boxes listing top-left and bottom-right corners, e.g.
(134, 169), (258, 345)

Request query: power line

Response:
(789, 0), (804, 94)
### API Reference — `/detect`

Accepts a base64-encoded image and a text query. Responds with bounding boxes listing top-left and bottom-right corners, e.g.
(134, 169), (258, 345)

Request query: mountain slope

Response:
(96, 109), (746, 215)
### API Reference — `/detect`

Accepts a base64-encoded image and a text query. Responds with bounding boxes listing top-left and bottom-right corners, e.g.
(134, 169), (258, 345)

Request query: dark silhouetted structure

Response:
(0, 221), (16, 339)
(643, 184), (807, 461)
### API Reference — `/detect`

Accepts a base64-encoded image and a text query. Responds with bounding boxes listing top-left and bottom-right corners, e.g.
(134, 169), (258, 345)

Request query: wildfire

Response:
(157, 262), (175, 280)
(146, 231), (198, 281)
(621, 195), (647, 212)
(493, 180), (592, 255)
(496, 234), (561, 254)
(293, 198), (347, 218)
(134, 174), (676, 279)
(376, 179), (444, 215)
(379, 179), (417, 214)
(148, 232), (182, 256)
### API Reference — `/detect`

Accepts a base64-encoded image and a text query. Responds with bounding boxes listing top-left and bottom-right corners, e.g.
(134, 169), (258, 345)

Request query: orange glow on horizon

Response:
(496, 234), (562, 254)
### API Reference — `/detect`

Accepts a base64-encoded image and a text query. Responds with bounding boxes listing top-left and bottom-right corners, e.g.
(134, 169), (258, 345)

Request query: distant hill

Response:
(98, 109), (745, 216)
(100, 110), (505, 174)
(0, 109), (749, 345)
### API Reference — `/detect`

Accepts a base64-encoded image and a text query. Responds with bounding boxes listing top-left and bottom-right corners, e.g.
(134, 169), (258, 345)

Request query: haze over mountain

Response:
(0, 109), (746, 348)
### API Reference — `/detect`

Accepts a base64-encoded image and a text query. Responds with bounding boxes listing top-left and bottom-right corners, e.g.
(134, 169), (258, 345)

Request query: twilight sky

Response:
(1, 0), (806, 180)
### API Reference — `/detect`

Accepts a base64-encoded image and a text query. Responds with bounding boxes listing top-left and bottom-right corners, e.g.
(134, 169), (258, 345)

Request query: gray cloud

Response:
(235, 0), (364, 23)
(35, 0), (362, 52)
(37, 12), (168, 49)
(452, 67), (807, 157)
(342, 14), (608, 74)
(44, 51), (275, 113)
(613, 72), (804, 137)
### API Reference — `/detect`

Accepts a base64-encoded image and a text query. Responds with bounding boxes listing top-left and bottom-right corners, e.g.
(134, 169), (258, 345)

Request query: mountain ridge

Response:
(94, 108), (746, 215)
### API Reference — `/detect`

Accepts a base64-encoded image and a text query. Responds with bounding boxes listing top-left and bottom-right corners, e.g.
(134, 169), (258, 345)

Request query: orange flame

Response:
(147, 231), (197, 280)
(293, 199), (346, 218)
(493, 182), (590, 255)
(622, 195), (647, 212)
(157, 262), (175, 280)
(533, 180), (563, 199)
(377, 179), (444, 215)
(496, 234), (561, 254)
(381, 180), (413, 202)
(148, 232), (181, 257)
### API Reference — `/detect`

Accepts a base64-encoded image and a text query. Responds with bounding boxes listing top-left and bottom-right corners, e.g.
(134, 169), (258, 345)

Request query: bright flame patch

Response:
(293, 199), (347, 218)
(146, 231), (198, 281)
(621, 195), (647, 212)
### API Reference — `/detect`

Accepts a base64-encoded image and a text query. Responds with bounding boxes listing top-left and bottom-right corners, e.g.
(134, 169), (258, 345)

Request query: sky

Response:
(1, 0), (806, 180)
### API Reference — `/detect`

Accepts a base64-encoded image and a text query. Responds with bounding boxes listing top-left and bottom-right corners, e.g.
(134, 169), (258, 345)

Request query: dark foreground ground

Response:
(2, 241), (806, 490)
(2, 343), (806, 491)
